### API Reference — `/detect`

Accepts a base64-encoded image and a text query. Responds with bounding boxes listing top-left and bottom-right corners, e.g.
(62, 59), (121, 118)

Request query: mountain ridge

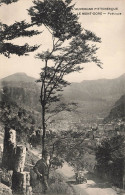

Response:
(0, 72), (36, 83)
(1, 72), (125, 84)
(0, 72), (125, 123)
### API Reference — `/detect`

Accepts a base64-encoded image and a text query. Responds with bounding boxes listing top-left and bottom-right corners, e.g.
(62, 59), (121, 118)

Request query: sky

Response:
(0, 0), (125, 82)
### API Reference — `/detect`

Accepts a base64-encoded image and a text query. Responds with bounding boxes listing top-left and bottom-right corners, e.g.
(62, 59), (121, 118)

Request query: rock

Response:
(2, 128), (16, 170)
(1, 169), (13, 187)
(14, 145), (26, 172)
(0, 182), (12, 195)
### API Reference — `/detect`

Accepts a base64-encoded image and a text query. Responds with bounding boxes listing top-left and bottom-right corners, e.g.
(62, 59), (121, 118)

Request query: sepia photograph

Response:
(0, 0), (125, 194)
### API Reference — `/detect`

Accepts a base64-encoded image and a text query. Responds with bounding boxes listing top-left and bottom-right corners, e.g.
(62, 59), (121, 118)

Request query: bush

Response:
(30, 170), (74, 195)
(95, 135), (125, 188)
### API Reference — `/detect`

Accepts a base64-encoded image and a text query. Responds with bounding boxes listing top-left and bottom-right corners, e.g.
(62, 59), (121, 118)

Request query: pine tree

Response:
(0, 0), (19, 5)
(0, 0), (40, 57)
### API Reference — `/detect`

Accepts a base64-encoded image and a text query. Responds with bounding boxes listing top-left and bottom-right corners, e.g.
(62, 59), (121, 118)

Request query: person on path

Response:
(33, 150), (49, 194)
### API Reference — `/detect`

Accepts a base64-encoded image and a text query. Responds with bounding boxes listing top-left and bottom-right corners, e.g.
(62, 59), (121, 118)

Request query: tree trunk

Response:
(14, 145), (26, 172)
(2, 127), (16, 170)
(0, 169), (2, 182)
(123, 163), (125, 189)
(41, 59), (48, 156)
(42, 104), (46, 155)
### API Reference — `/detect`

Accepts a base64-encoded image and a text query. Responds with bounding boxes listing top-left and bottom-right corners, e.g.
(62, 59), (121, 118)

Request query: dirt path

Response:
(73, 181), (117, 195)
(57, 162), (118, 195)
(28, 147), (41, 159)
(29, 149), (118, 195)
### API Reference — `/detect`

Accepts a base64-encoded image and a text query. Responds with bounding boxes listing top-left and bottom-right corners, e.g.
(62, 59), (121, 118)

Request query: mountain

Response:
(104, 94), (125, 122)
(0, 72), (36, 83)
(0, 72), (125, 123)
(62, 74), (125, 122)
(0, 73), (41, 112)
(1, 73), (125, 101)
(63, 74), (125, 102)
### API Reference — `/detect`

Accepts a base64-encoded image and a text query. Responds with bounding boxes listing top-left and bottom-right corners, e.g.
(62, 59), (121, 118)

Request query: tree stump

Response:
(12, 171), (32, 195)
(26, 186), (32, 195)
(14, 145), (26, 172)
(2, 128), (16, 170)
(12, 172), (26, 194)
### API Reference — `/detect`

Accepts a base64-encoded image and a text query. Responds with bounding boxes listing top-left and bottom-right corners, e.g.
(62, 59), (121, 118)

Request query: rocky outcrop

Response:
(1, 128), (32, 195)
(2, 128), (16, 170)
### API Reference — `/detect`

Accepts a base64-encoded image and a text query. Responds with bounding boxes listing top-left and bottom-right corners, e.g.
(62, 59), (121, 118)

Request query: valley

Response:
(0, 72), (125, 195)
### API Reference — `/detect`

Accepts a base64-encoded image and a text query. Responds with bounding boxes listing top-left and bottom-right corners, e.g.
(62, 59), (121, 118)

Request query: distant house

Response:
(91, 125), (98, 131)
(84, 138), (93, 146)
(104, 124), (115, 131)
(94, 138), (101, 146)
(98, 124), (104, 131)
(119, 128), (125, 136)
(105, 130), (117, 137)
(94, 130), (104, 138)
(86, 130), (94, 139)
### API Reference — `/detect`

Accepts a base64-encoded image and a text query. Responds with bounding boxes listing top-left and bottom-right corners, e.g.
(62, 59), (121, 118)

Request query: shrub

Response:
(30, 170), (74, 195)
(95, 135), (125, 188)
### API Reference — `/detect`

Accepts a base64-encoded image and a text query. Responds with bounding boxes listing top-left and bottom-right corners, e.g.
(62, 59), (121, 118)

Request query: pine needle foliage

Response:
(0, 1), (40, 57)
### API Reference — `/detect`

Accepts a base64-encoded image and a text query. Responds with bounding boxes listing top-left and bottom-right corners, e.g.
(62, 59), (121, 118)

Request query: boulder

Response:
(0, 182), (12, 195)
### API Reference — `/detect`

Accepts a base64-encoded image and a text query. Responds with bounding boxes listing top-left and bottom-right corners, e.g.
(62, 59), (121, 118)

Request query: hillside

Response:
(63, 74), (125, 122)
(104, 94), (125, 122)
(64, 74), (125, 102)
(0, 73), (125, 123)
